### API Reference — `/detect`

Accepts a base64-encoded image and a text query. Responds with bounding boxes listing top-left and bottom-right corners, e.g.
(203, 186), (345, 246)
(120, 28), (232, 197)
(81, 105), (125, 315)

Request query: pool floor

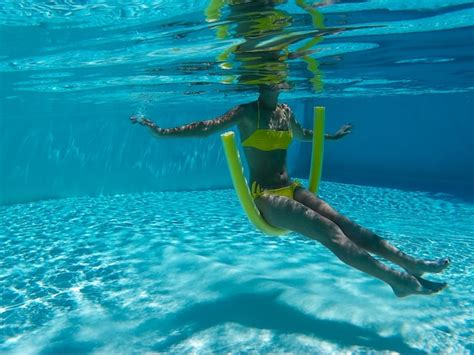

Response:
(1, 181), (473, 353)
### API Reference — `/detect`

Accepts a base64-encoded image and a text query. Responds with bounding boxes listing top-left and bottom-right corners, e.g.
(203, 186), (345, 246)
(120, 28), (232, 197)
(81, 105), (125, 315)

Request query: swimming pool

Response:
(1, 181), (473, 352)
(1, 0), (473, 353)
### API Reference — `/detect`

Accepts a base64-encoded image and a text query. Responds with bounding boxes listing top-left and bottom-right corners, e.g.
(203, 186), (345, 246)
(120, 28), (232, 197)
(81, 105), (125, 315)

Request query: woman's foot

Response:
(403, 258), (450, 277)
(390, 274), (447, 298)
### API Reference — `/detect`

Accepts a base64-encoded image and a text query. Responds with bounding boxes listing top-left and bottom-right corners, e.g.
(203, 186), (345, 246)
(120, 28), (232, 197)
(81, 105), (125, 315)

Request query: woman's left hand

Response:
(332, 123), (353, 139)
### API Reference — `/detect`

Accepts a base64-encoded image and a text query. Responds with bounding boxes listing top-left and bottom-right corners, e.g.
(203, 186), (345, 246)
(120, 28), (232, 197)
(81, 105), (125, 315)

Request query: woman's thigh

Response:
(293, 187), (349, 225)
(292, 187), (378, 249)
(254, 193), (341, 242)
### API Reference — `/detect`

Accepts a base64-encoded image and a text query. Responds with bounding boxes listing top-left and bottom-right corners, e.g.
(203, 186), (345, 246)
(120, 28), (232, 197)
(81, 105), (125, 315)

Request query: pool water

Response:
(1, 181), (473, 353)
(1, 1), (473, 353)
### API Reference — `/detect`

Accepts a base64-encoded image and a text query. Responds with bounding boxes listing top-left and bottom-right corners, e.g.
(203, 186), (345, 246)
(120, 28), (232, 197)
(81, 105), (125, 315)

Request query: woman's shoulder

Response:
(232, 102), (256, 127)
(241, 101), (257, 110)
(238, 101), (257, 117)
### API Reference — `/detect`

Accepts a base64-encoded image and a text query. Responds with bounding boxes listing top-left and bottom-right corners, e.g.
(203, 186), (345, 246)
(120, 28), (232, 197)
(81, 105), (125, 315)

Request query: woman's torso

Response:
(237, 101), (293, 189)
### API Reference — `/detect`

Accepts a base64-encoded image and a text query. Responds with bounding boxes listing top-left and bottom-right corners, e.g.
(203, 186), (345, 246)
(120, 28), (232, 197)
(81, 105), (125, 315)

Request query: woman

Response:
(130, 85), (449, 297)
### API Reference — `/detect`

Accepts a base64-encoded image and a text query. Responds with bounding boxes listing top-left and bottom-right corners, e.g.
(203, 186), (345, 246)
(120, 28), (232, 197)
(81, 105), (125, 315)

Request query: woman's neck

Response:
(258, 96), (278, 110)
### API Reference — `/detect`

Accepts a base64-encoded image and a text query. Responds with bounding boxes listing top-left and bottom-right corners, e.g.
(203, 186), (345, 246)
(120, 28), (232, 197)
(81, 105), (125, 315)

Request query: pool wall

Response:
(0, 92), (472, 205)
(294, 93), (474, 194)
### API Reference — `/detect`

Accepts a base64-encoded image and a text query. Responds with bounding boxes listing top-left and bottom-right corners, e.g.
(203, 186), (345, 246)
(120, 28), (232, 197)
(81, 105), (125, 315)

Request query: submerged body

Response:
(240, 100), (297, 197)
(130, 86), (449, 297)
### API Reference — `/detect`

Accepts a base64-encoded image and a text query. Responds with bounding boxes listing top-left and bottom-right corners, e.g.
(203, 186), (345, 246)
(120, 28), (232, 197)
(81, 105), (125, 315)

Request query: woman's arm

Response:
(130, 105), (244, 138)
(289, 108), (352, 142)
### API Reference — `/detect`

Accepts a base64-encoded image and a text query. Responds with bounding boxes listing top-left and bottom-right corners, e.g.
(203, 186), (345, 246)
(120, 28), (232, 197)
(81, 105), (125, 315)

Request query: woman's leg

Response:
(254, 194), (446, 297)
(293, 188), (449, 276)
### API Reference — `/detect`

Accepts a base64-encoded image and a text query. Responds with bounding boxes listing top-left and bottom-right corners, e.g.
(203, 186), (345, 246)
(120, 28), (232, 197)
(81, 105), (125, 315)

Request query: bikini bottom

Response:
(250, 180), (301, 200)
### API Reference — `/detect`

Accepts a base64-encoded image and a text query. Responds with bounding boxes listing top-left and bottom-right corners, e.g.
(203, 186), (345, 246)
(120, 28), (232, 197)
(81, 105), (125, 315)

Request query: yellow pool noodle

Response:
(220, 106), (325, 235)
(221, 131), (288, 235)
(308, 106), (325, 194)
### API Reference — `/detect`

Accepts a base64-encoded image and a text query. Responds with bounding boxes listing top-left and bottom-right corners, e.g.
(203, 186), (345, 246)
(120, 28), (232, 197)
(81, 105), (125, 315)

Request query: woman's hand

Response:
(130, 115), (164, 136)
(331, 123), (353, 140)
(130, 115), (157, 128)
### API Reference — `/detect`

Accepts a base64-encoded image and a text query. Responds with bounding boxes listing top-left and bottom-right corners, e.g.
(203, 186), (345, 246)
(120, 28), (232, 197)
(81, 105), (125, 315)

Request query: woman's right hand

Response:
(130, 115), (158, 128)
(130, 115), (164, 137)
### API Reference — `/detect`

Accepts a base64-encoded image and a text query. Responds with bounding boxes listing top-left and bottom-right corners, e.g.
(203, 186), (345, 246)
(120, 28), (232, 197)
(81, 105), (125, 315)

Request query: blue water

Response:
(1, 1), (474, 353)
(1, 181), (473, 353)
